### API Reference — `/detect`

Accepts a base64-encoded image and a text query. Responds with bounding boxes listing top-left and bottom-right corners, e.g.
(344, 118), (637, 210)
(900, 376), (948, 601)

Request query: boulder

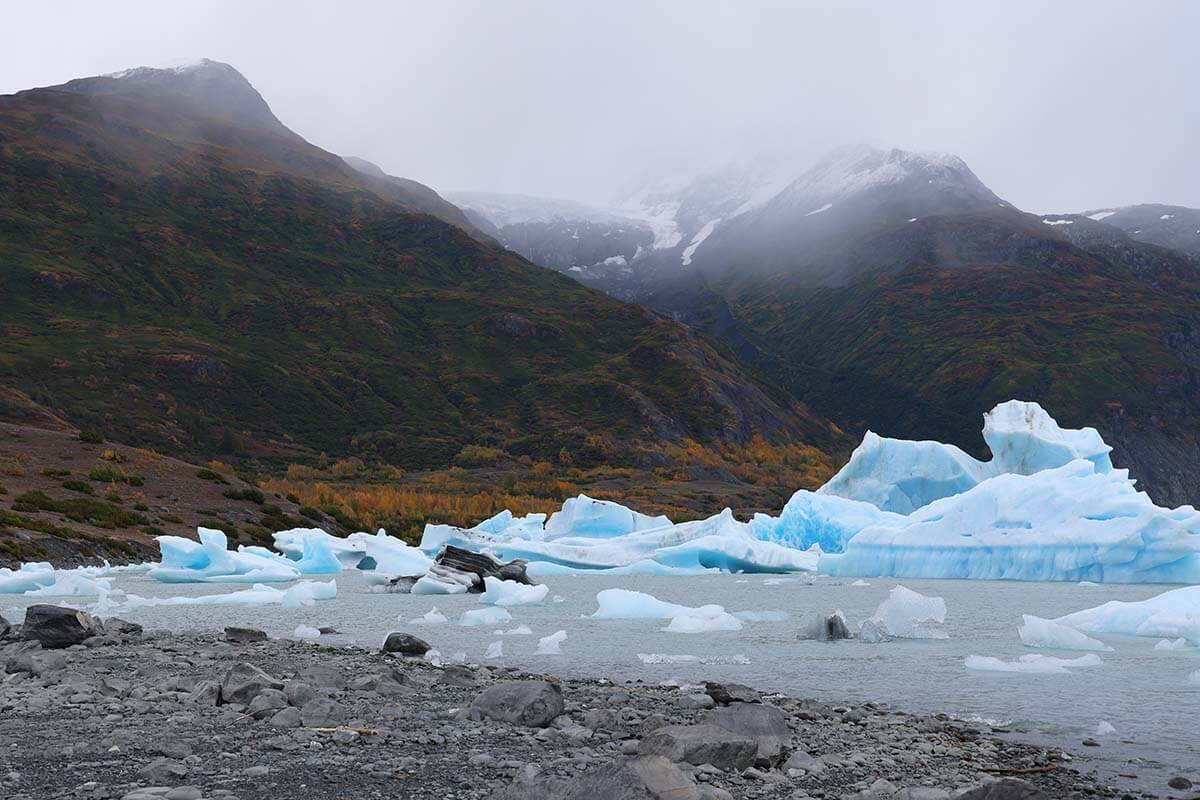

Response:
(0, 613), (10, 638)
(469, 680), (564, 727)
(138, 757), (188, 783)
(219, 662), (283, 705)
(186, 679), (220, 706)
(300, 697), (347, 727)
(382, 632), (430, 656)
(703, 681), (760, 705)
(269, 706), (302, 728)
(499, 755), (699, 800)
(246, 688), (289, 719)
(704, 703), (790, 766)
(438, 664), (478, 688)
(283, 681), (316, 708)
(21, 604), (101, 648)
(224, 627), (268, 644)
(954, 780), (1050, 800)
(639, 724), (758, 771)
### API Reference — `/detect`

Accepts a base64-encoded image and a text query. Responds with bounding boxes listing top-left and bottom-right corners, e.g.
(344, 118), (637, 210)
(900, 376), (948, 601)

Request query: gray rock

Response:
(894, 788), (952, 800)
(639, 724), (758, 771)
(704, 703), (790, 766)
(283, 680), (316, 707)
(219, 662), (283, 705)
(138, 757), (188, 783)
(782, 749), (817, 772)
(953, 779), (1050, 800)
(246, 688), (289, 719)
(385, 576), (420, 593)
(438, 664), (477, 688)
(797, 611), (853, 641)
(269, 706), (302, 728)
(679, 693), (716, 709)
(382, 631), (430, 656)
(300, 697), (347, 727)
(5, 641), (66, 675)
(224, 626), (267, 643)
(1168, 777), (1194, 791)
(499, 755), (699, 800)
(0, 614), (10, 638)
(102, 618), (143, 636)
(21, 604), (101, 648)
(186, 679), (220, 706)
(703, 681), (760, 705)
(469, 680), (565, 728)
(437, 544), (535, 589)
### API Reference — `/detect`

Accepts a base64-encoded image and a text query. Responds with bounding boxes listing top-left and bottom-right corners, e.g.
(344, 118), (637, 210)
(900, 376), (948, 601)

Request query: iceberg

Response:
(21, 572), (113, 598)
(1055, 585), (1200, 643)
(544, 494), (670, 539)
(821, 461), (1200, 583)
(485, 640), (504, 659)
(348, 530), (433, 581)
(749, 491), (901, 553)
(818, 400), (1114, 515)
(663, 609), (743, 633)
(149, 528), (301, 583)
(1154, 638), (1191, 651)
(0, 562), (58, 594)
(591, 588), (742, 633)
(478, 576), (549, 607)
(1018, 615), (1112, 651)
(965, 653), (1103, 674)
(869, 585), (947, 638)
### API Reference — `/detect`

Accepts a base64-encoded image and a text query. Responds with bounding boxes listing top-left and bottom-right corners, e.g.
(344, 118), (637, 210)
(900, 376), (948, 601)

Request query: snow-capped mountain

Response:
(1080, 204), (1200, 260)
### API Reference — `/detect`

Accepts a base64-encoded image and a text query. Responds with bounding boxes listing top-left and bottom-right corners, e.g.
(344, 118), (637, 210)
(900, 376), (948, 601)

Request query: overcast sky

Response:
(3, 1), (1198, 211)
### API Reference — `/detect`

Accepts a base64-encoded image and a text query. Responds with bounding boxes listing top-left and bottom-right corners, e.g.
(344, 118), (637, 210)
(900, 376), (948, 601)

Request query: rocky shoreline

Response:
(0, 606), (1173, 800)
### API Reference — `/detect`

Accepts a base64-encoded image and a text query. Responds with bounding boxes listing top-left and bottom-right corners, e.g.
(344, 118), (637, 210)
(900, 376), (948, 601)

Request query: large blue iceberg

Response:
(123, 399), (1200, 585)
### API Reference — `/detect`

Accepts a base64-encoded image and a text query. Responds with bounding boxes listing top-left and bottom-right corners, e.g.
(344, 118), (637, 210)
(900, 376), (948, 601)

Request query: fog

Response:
(3, 1), (1198, 212)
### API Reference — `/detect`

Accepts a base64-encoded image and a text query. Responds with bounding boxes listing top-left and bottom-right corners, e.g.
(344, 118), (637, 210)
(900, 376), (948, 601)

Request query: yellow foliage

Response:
(208, 459), (234, 474)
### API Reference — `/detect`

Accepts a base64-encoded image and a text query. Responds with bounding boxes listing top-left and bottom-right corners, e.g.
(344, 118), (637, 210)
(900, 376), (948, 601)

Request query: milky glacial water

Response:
(5, 573), (1198, 791)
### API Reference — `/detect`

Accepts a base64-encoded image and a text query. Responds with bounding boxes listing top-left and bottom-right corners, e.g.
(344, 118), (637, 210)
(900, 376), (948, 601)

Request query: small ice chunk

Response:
(411, 573), (471, 595)
(495, 625), (533, 636)
(535, 630), (567, 654)
(411, 606), (448, 626)
(850, 579), (870, 587)
(1095, 720), (1116, 736)
(1018, 615), (1112, 652)
(857, 618), (891, 643)
(485, 640), (504, 659)
(870, 585), (947, 638)
(479, 576), (549, 606)
(1154, 638), (1189, 651)
(663, 610), (743, 633)
(965, 653), (1103, 674)
(460, 607), (513, 627)
(293, 624), (321, 639)
(733, 610), (788, 622)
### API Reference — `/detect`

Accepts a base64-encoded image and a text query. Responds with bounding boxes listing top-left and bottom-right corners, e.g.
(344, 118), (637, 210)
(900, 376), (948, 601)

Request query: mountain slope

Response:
(0, 61), (845, 473)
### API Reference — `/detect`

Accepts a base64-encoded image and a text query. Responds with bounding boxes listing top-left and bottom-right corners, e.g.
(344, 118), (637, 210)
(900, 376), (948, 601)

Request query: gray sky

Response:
(3, 1), (1198, 212)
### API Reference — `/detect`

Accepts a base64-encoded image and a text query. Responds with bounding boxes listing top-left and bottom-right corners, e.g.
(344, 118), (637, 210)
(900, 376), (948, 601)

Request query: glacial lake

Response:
(5, 572), (1197, 791)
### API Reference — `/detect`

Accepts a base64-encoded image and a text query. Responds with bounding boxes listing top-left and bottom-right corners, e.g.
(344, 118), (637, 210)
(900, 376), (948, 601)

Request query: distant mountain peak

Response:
(777, 144), (996, 208)
(63, 58), (282, 132)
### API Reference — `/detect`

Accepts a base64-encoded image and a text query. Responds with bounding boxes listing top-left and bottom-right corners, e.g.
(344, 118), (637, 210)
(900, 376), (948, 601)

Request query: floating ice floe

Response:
(868, 586), (947, 639)
(485, 641), (504, 659)
(535, 630), (567, 654)
(1018, 615), (1112, 652)
(965, 653), (1104, 674)
(1055, 585), (1200, 643)
(105, 580), (337, 612)
(1154, 638), (1191, 651)
(589, 588), (742, 634)
(1095, 720), (1117, 736)
(495, 625), (533, 636)
(0, 563), (59, 593)
(459, 607), (512, 627)
(410, 606), (448, 626)
(637, 654), (752, 665)
(478, 576), (549, 607)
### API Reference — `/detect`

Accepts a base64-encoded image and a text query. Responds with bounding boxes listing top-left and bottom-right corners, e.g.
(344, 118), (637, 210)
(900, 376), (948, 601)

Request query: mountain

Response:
(1080, 204), (1200, 260)
(0, 60), (845, 474)
(444, 192), (653, 295)
(635, 146), (1200, 506)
